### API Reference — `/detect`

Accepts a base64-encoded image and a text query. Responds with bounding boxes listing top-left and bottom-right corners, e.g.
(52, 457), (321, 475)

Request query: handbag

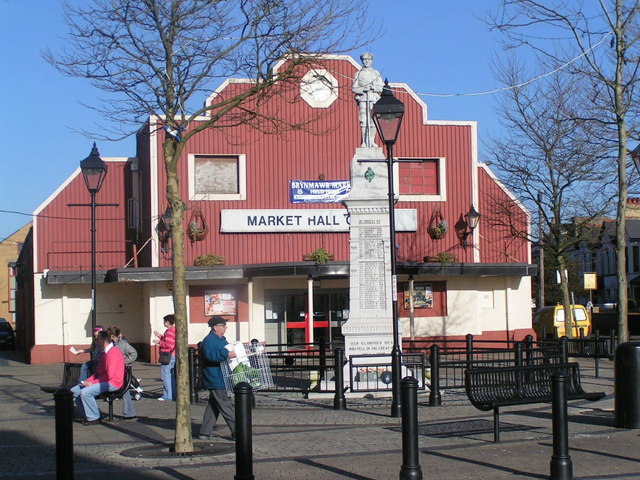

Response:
(159, 351), (172, 365)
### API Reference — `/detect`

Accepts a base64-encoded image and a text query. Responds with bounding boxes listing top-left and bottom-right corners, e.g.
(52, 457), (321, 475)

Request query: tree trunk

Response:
(163, 138), (193, 454)
(613, 0), (629, 343)
(558, 256), (574, 338)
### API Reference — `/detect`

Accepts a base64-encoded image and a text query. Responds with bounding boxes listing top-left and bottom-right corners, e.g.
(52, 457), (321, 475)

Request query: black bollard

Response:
(560, 336), (568, 363)
(524, 335), (534, 366)
(234, 382), (254, 480)
(188, 347), (198, 404)
(465, 334), (473, 370)
(400, 377), (423, 480)
(428, 344), (441, 407)
(550, 370), (573, 480)
(319, 336), (327, 383)
(614, 342), (640, 428)
(594, 331), (600, 378)
(333, 348), (347, 410)
(54, 388), (74, 480)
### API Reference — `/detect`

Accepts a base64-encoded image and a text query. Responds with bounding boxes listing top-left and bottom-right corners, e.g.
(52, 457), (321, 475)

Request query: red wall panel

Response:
(36, 161), (130, 272)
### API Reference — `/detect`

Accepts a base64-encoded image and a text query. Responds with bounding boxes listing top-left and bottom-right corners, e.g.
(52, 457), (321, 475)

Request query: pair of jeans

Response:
(71, 382), (117, 421)
(79, 360), (96, 382)
(160, 354), (176, 400)
(123, 387), (135, 417)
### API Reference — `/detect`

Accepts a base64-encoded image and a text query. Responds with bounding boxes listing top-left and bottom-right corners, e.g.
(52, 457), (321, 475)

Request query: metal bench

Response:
(565, 338), (614, 360)
(464, 362), (605, 442)
(41, 362), (83, 394)
(96, 366), (133, 421)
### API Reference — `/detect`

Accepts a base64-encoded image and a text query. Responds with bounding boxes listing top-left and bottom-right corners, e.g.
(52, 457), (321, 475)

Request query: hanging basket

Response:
(186, 206), (209, 242)
(427, 206), (448, 240)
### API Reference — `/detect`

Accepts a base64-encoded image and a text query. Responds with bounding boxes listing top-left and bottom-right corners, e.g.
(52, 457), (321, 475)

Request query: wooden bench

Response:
(41, 362), (83, 394)
(465, 362), (605, 442)
(97, 366), (133, 421)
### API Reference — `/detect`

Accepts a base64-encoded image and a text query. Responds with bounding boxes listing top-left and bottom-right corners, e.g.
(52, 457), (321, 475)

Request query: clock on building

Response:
(300, 69), (338, 108)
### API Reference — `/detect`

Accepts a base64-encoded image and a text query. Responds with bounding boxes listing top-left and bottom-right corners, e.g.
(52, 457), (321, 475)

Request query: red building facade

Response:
(18, 55), (534, 364)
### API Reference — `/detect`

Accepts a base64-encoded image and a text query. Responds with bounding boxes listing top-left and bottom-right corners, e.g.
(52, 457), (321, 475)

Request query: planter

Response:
(303, 248), (334, 264)
(194, 254), (225, 266)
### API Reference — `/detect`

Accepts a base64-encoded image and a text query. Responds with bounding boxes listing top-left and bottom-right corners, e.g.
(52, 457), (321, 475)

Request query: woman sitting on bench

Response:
(71, 330), (125, 425)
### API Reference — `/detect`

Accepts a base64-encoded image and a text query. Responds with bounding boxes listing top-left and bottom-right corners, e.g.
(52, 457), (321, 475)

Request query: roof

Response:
(45, 261), (537, 284)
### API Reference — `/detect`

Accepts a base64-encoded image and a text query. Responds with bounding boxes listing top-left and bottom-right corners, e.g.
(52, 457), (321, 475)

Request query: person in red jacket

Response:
(70, 330), (125, 425)
(153, 314), (176, 401)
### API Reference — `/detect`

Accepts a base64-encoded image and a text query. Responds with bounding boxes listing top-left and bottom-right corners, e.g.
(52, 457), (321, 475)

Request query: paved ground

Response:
(1, 348), (639, 479)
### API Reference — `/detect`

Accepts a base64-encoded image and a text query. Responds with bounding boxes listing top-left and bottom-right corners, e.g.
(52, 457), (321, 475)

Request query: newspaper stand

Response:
(221, 341), (274, 395)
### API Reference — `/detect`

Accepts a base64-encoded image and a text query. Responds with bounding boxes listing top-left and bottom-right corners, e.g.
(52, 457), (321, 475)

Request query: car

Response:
(0, 322), (15, 348)
(533, 304), (591, 339)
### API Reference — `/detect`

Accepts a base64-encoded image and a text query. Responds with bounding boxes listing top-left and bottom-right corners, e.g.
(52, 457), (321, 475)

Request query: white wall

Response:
(34, 274), (147, 346)
(400, 275), (532, 338)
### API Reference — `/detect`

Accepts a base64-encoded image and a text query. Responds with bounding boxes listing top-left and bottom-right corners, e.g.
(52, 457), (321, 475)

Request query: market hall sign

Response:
(220, 209), (418, 232)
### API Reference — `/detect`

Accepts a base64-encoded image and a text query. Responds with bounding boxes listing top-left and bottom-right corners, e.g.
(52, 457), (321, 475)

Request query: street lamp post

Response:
(80, 144), (108, 330)
(372, 81), (405, 418)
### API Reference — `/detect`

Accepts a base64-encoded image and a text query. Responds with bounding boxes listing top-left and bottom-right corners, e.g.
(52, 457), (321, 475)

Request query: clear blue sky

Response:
(0, 0), (507, 241)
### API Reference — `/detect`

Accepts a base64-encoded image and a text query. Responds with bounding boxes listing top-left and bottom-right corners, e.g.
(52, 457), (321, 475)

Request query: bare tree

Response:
(46, 0), (373, 453)
(489, 0), (640, 342)
(488, 63), (615, 336)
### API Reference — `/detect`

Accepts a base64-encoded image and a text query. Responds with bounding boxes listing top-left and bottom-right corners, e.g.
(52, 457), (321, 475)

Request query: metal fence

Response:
(348, 353), (426, 393)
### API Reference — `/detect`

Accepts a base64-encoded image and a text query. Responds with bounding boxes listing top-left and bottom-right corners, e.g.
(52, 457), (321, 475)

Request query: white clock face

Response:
(300, 70), (338, 108)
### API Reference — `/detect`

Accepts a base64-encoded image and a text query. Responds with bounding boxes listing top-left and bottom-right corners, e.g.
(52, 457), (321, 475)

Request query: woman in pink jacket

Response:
(153, 314), (176, 401)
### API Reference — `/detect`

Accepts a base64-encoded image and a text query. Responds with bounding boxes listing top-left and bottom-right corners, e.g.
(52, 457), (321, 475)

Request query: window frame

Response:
(397, 156), (447, 202)
(188, 153), (247, 201)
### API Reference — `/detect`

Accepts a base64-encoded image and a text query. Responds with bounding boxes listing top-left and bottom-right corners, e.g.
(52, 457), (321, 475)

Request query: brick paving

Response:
(1, 349), (638, 479)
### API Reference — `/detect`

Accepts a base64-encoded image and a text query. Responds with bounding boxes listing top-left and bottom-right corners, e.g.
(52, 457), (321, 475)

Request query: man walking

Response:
(198, 316), (236, 440)
(71, 330), (125, 425)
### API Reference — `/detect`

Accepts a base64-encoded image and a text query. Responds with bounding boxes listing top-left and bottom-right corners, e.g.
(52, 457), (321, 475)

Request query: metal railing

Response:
(348, 353), (426, 393)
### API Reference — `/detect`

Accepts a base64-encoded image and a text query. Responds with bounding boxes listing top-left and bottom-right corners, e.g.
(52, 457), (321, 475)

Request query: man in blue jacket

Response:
(198, 316), (236, 440)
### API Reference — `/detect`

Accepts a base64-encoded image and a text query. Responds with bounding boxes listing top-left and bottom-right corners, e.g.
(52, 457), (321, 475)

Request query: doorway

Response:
(264, 290), (348, 347)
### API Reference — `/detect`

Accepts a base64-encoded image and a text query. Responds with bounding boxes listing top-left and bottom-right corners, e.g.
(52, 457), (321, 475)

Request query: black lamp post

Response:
(372, 81), (405, 418)
(80, 143), (108, 330)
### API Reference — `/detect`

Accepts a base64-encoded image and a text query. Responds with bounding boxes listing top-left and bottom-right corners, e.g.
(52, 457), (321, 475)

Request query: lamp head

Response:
(80, 143), (108, 194)
(371, 80), (405, 146)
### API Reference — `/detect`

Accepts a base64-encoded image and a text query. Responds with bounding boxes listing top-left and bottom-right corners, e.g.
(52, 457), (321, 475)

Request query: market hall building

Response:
(15, 54), (535, 364)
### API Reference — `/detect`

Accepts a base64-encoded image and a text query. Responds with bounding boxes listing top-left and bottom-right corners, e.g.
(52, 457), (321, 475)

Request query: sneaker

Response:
(122, 416), (137, 421)
(198, 434), (215, 440)
(157, 397), (166, 402)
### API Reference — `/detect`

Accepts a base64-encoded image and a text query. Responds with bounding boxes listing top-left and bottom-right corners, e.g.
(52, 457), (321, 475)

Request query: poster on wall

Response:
(404, 283), (433, 309)
(204, 290), (236, 316)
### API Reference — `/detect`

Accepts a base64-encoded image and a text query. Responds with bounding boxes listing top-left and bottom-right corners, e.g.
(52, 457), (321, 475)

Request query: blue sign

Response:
(289, 180), (351, 203)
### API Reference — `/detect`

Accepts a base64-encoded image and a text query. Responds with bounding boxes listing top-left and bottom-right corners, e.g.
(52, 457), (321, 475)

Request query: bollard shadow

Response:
(425, 449), (547, 479)
(0, 430), (178, 479)
(538, 442), (640, 464)
(295, 457), (376, 480)
(514, 409), (615, 427)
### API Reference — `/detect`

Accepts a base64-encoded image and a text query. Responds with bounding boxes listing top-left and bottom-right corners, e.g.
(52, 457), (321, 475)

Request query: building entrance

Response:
(264, 290), (348, 347)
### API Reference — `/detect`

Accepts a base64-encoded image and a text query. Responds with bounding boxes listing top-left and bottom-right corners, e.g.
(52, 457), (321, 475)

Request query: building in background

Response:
(16, 55), (535, 364)
(0, 223), (30, 328)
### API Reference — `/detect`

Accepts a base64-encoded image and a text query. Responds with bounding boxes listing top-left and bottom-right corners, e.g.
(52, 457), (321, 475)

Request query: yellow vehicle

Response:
(533, 305), (591, 339)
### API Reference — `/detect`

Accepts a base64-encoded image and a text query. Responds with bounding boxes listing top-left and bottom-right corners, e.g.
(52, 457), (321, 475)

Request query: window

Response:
(397, 157), (446, 202)
(188, 154), (246, 201)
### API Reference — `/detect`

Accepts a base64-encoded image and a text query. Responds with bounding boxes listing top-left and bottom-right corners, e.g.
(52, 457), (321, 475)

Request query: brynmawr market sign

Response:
(220, 209), (417, 233)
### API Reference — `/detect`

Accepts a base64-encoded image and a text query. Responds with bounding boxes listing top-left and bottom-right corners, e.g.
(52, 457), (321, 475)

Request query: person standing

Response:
(198, 316), (236, 440)
(153, 314), (176, 401)
(70, 330), (125, 425)
(109, 325), (137, 419)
